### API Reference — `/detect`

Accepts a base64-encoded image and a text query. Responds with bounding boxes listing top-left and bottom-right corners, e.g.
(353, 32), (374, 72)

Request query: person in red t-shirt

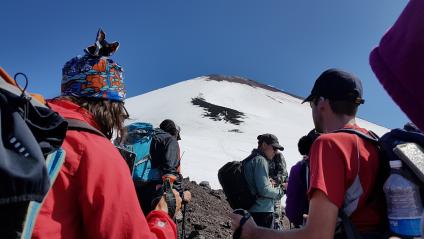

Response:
(231, 69), (385, 239)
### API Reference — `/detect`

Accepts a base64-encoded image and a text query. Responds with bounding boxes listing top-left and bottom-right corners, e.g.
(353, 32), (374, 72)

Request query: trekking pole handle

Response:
(163, 178), (177, 218)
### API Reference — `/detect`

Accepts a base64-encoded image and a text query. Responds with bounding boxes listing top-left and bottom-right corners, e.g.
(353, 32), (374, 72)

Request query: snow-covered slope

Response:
(125, 75), (388, 188)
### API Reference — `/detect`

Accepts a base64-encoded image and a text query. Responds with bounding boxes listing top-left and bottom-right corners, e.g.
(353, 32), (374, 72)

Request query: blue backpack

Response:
(118, 122), (162, 183)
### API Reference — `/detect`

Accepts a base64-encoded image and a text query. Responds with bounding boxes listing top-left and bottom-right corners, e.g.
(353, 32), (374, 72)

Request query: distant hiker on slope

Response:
(231, 69), (386, 239)
(242, 134), (285, 228)
(32, 29), (181, 239)
(136, 119), (191, 217)
(285, 129), (320, 228)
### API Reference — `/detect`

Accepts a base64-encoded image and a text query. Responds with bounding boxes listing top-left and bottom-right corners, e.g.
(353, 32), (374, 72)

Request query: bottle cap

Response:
(389, 160), (402, 168)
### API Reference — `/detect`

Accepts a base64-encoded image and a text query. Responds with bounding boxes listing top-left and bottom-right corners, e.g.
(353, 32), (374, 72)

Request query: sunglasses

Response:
(122, 105), (130, 120)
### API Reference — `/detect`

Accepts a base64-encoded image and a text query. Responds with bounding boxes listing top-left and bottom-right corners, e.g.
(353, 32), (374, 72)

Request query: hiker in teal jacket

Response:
(243, 134), (285, 228)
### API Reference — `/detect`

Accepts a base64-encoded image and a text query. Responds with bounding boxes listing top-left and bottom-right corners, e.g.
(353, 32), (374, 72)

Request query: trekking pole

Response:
(181, 202), (187, 239)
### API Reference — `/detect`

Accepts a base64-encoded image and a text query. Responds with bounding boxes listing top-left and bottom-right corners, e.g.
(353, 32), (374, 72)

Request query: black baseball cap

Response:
(302, 69), (365, 104)
(257, 134), (284, 150)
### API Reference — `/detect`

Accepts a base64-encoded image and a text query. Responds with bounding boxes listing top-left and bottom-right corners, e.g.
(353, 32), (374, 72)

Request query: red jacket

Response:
(32, 99), (177, 239)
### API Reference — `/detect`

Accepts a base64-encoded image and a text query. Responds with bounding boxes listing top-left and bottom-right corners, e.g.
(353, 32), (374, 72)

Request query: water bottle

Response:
(383, 160), (423, 237)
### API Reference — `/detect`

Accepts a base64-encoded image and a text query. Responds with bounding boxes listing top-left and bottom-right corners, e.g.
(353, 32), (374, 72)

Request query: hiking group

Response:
(228, 1), (424, 238)
(1, 0), (424, 239)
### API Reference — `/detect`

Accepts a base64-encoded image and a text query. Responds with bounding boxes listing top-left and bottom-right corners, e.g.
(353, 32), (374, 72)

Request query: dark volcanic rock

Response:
(191, 96), (246, 125)
(207, 74), (283, 93)
(206, 74), (304, 101)
(179, 179), (290, 239)
(199, 181), (211, 190)
(179, 179), (234, 239)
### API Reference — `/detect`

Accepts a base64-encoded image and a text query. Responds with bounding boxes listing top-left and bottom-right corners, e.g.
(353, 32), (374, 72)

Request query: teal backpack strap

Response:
(19, 119), (104, 238)
(20, 148), (66, 239)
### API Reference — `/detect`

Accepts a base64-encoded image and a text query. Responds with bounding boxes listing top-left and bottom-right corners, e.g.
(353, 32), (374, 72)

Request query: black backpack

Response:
(218, 155), (256, 210)
(334, 125), (424, 239)
(336, 126), (424, 201)
(0, 71), (68, 239)
(0, 70), (115, 238)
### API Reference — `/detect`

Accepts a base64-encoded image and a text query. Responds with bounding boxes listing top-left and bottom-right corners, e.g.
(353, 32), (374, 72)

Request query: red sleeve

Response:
(147, 211), (178, 238)
(307, 135), (347, 208)
(76, 132), (177, 239)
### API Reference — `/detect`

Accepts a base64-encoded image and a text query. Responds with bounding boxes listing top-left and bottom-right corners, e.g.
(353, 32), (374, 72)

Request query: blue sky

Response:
(1, 0), (409, 129)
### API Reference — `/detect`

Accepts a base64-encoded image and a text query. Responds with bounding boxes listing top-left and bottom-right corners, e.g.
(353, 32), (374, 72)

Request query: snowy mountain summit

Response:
(125, 75), (388, 188)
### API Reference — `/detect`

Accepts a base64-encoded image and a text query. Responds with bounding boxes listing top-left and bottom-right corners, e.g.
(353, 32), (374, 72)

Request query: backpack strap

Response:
(20, 119), (106, 238)
(336, 210), (364, 239)
(65, 118), (107, 138)
(20, 149), (66, 239)
(305, 160), (310, 191)
(332, 128), (385, 199)
(332, 128), (388, 238)
(241, 151), (260, 197)
(333, 128), (379, 144)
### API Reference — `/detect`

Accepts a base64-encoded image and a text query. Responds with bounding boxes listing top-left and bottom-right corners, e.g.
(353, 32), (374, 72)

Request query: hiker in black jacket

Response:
(137, 119), (191, 216)
(268, 152), (288, 190)
(151, 120), (183, 193)
(268, 152), (288, 230)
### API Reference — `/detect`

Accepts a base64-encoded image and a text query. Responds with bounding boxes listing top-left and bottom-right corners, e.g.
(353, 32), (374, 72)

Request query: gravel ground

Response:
(178, 178), (290, 239)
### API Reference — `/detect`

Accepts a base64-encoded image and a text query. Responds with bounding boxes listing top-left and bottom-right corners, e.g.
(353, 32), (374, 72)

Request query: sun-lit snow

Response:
(125, 76), (388, 189)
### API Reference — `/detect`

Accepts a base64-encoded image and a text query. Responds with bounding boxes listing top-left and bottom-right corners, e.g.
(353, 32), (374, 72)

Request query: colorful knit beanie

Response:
(61, 29), (126, 101)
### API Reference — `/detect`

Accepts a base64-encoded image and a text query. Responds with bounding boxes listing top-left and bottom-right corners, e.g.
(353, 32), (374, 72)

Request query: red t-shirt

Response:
(308, 125), (385, 232)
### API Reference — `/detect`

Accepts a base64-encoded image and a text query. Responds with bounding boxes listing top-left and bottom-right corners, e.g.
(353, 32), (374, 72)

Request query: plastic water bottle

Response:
(383, 160), (423, 237)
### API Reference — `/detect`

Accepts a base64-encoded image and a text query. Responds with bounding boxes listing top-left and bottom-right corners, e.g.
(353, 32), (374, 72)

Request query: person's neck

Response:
(323, 115), (356, 133)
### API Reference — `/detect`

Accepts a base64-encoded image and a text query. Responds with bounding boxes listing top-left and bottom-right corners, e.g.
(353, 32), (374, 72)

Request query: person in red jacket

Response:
(32, 29), (181, 239)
